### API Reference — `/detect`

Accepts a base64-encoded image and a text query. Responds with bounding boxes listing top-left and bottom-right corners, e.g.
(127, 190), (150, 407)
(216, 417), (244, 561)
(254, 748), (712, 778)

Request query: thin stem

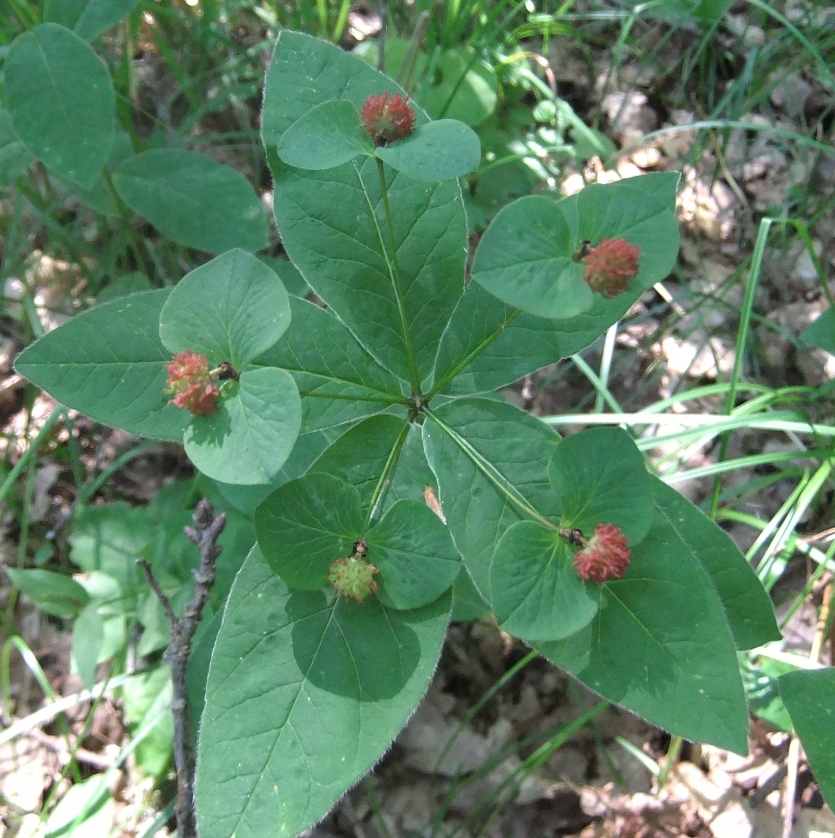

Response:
(426, 309), (522, 400)
(365, 420), (411, 528)
(375, 158), (423, 395)
(424, 407), (554, 529)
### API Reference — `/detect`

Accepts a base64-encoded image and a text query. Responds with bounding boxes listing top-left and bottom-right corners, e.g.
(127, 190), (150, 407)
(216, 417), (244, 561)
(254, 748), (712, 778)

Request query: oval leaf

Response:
(14, 289), (188, 441)
(278, 99), (374, 170)
(196, 547), (451, 838)
(5, 24), (115, 187)
(539, 488), (751, 754)
(471, 195), (592, 319)
(255, 472), (365, 588)
(6, 568), (90, 618)
(490, 521), (598, 641)
(376, 119), (480, 182)
(780, 668), (835, 811)
(548, 426), (654, 544)
(367, 499), (460, 610)
(112, 149), (269, 253)
(184, 368), (301, 485)
(0, 108), (34, 186)
(160, 250), (291, 368)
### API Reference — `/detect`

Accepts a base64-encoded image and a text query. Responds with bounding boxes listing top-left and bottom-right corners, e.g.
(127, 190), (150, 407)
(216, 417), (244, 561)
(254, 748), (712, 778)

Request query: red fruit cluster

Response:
(327, 554), (380, 602)
(572, 523), (631, 583)
(164, 350), (219, 416)
(582, 238), (641, 299)
(360, 92), (415, 145)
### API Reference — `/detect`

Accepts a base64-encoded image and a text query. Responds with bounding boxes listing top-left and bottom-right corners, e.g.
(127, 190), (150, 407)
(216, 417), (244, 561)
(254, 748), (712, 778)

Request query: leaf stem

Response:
(365, 420), (411, 528)
(426, 309), (522, 399)
(375, 158), (423, 396)
(424, 408), (556, 530)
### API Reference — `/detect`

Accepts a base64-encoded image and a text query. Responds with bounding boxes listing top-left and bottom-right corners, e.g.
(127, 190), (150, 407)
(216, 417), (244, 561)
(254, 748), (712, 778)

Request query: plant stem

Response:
(375, 158), (424, 396)
(138, 500), (225, 838)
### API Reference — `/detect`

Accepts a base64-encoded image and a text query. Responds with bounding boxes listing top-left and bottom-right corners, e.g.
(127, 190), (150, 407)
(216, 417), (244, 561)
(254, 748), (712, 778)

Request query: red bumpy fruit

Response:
(360, 92), (415, 145)
(572, 523), (631, 583)
(164, 350), (220, 416)
(327, 555), (380, 602)
(582, 238), (641, 299)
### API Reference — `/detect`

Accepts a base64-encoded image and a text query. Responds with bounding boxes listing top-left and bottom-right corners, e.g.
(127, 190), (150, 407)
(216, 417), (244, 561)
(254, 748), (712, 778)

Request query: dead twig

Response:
(138, 499), (225, 838)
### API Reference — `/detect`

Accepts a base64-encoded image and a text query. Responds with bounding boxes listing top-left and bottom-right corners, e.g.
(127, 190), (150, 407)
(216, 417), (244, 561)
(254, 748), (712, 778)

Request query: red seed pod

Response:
(360, 92), (415, 145)
(572, 522), (631, 583)
(164, 350), (220, 416)
(582, 238), (641, 299)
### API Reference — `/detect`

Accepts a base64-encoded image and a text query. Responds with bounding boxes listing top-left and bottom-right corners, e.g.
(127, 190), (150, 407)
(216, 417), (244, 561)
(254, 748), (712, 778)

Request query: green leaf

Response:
(650, 479), (780, 650)
(539, 486), (750, 754)
(549, 427), (654, 544)
(112, 149), (269, 253)
(780, 667), (835, 810)
(439, 295), (646, 397)
(120, 667), (173, 777)
(15, 289), (189, 441)
(70, 502), (155, 592)
(0, 108), (34, 186)
(422, 398), (561, 599)
(256, 296), (405, 432)
(416, 47), (498, 126)
(263, 32), (466, 384)
(307, 414), (410, 507)
(5, 24), (115, 188)
(489, 521), (598, 641)
(72, 605), (105, 688)
(277, 99), (374, 170)
(255, 472), (365, 589)
(184, 367), (301, 486)
(45, 0), (141, 41)
(44, 774), (113, 837)
(96, 271), (152, 304)
(368, 500), (460, 610)
(802, 308), (835, 354)
(5, 568), (90, 619)
(160, 250), (291, 369)
(53, 129), (134, 217)
(196, 547), (451, 838)
(376, 119), (481, 182)
(471, 195), (591, 319)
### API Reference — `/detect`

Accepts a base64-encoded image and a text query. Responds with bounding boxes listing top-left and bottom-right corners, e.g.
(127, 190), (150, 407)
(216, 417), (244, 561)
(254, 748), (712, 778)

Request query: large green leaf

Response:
(650, 479), (780, 651)
(5, 24), (115, 188)
(256, 296), (405, 432)
(0, 108), (34, 186)
(160, 250), (291, 369)
(196, 547), (450, 838)
(802, 307), (835, 355)
(5, 569), (90, 619)
(112, 149), (269, 254)
(780, 667), (835, 810)
(431, 273), (642, 398)
(45, 0), (141, 41)
(263, 31), (466, 385)
(184, 368), (301, 486)
(310, 415), (411, 507)
(15, 289), (188, 441)
(539, 482), (752, 754)
(422, 398), (561, 598)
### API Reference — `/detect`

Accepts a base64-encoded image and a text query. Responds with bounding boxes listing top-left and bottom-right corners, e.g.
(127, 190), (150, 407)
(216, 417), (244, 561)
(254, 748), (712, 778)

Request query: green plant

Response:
(7, 27), (792, 835)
